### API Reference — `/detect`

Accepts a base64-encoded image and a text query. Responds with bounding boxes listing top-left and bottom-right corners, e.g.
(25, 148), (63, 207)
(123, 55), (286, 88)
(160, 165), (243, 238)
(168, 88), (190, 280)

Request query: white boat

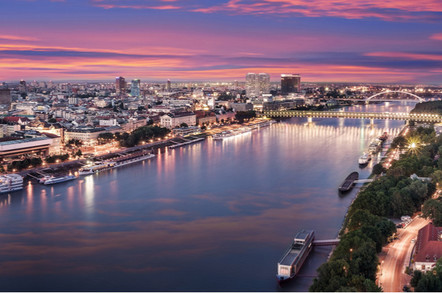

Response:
(213, 127), (252, 140)
(113, 153), (155, 168)
(41, 175), (76, 185)
(0, 174), (23, 193)
(277, 230), (315, 282)
(368, 139), (382, 153)
(358, 152), (372, 165)
(78, 161), (115, 176)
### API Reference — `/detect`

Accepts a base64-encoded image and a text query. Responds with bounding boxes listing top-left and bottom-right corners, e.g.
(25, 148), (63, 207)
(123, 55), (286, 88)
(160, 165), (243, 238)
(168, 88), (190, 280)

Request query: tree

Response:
(235, 110), (256, 123)
(422, 198), (442, 226)
(391, 136), (407, 149)
(372, 163), (386, 175)
(180, 123), (188, 128)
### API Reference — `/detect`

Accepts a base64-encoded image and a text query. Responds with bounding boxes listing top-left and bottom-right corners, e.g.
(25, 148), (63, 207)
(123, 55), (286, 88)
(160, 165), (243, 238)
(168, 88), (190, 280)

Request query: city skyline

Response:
(0, 0), (441, 84)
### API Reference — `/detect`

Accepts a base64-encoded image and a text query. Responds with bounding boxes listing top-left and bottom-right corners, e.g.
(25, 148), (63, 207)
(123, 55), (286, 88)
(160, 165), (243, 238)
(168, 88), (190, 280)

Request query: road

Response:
(378, 216), (429, 292)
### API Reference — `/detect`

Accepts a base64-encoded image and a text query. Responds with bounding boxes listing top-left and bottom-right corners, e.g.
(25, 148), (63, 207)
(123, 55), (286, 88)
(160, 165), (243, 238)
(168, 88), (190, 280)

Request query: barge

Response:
(338, 171), (359, 192)
(277, 230), (315, 283)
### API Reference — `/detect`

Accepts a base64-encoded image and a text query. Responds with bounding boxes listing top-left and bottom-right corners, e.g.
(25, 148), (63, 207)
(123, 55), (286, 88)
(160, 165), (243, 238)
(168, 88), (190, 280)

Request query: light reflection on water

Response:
(0, 103), (412, 291)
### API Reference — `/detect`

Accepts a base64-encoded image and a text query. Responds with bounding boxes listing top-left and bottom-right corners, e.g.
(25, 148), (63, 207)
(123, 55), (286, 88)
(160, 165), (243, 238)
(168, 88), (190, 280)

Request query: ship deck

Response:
(279, 244), (302, 266)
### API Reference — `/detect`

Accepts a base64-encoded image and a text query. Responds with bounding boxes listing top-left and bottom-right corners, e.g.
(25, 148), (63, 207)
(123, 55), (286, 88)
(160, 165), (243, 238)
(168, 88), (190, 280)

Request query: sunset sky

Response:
(1, 0), (441, 84)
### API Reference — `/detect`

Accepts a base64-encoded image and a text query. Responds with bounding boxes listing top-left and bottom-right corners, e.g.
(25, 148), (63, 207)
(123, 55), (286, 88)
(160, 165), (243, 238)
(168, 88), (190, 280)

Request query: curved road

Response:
(378, 216), (429, 292)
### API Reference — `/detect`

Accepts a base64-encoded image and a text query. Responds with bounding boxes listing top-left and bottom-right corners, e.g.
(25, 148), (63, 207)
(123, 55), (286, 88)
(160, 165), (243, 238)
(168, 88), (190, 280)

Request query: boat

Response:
(40, 175), (76, 185)
(213, 127), (252, 140)
(368, 139), (382, 153)
(338, 171), (359, 192)
(379, 132), (388, 141)
(78, 161), (115, 175)
(112, 153), (155, 168)
(277, 230), (315, 283)
(0, 174), (23, 193)
(358, 152), (372, 165)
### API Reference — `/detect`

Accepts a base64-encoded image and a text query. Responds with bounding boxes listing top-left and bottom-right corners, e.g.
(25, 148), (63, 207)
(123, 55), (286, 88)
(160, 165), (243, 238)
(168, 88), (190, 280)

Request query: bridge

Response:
(263, 110), (442, 123)
(335, 90), (426, 104)
(313, 239), (340, 246)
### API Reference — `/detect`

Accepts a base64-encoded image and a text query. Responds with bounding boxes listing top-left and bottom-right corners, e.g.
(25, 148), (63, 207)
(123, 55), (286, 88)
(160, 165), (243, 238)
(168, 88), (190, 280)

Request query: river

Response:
(0, 102), (414, 291)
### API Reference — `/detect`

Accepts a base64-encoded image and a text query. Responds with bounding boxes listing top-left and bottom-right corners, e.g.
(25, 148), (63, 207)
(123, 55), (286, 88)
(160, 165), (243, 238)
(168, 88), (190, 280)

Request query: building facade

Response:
(160, 112), (196, 129)
(413, 223), (442, 272)
(246, 73), (270, 98)
(281, 74), (301, 94)
(131, 79), (140, 97)
(116, 76), (126, 95)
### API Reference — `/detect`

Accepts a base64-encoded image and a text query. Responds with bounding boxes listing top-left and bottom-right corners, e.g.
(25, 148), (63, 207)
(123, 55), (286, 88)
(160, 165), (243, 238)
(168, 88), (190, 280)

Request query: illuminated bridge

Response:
(335, 90), (426, 104)
(263, 110), (442, 123)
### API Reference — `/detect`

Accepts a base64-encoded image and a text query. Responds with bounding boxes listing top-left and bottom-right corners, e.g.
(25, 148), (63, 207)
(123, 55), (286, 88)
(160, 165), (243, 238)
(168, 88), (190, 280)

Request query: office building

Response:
(246, 73), (270, 98)
(115, 76), (126, 95)
(131, 79), (141, 97)
(281, 74), (301, 94)
(0, 89), (11, 107)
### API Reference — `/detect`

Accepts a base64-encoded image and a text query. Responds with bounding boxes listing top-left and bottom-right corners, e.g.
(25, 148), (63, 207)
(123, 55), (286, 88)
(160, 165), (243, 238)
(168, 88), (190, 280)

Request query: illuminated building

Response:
(246, 73), (270, 98)
(281, 74), (301, 94)
(131, 79), (141, 97)
(115, 76), (126, 95)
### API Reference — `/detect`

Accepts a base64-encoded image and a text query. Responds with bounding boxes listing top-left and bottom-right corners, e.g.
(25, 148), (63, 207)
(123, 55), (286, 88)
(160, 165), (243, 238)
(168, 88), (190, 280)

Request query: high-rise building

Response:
(246, 73), (258, 97)
(246, 73), (270, 98)
(0, 89), (11, 107)
(19, 80), (27, 94)
(115, 76), (126, 95)
(166, 79), (171, 92)
(281, 74), (301, 94)
(131, 79), (141, 97)
(258, 73), (270, 95)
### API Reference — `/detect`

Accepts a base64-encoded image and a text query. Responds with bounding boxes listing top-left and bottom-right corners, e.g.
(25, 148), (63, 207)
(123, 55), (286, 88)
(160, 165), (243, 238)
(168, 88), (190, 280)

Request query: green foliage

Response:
(235, 110), (256, 123)
(411, 101), (442, 115)
(422, 198), (442, 226)
(413, 259), (442, 291)
(372, 163), (386, 175)
(311, 120), (441, 292)
(97, 132), (115, 144)
(66, 139), (82, 147)
(391, 136), (407, 149)
(7, 157), (43, 171)
(118, 125), (170, 148)
(45, 154), (69, 164)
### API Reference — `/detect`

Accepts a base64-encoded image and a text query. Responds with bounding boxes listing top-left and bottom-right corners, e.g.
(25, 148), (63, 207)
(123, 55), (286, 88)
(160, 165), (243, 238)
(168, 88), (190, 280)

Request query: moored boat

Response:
(358, 152), (372, 165)
(338, 171), (359, 192)
(40, 175), (76, 185)
(379, 132), (388, 141)
(0, 174), (23, 193)
(368, 139), (382, 153)
(78, 161), (115, 175)
(277, 230), (315, 283)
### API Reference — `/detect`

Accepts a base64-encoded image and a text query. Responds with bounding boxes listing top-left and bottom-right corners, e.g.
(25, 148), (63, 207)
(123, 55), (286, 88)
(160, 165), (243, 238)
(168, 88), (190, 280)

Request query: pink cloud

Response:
(430, 33), (442, 40)
(365, 51), (442, 61)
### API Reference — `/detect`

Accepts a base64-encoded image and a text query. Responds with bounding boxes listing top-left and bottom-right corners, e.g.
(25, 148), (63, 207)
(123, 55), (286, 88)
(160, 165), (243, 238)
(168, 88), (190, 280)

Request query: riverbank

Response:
(16, 118), (273, 181)
(310, 123), (438, 292)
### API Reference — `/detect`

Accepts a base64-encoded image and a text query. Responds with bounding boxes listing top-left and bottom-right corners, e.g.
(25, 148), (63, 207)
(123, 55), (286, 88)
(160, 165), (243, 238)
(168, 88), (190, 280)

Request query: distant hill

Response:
(411, 101), (442, 115)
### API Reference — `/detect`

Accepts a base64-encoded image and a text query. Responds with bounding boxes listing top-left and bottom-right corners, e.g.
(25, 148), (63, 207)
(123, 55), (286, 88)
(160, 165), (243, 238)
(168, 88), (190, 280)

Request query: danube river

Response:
(0, 103), (414, 291)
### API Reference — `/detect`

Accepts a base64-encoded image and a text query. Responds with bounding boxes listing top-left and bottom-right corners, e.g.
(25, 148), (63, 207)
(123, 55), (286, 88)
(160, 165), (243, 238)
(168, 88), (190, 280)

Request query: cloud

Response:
(0, 35), (38, 41)
(365, 51), (442, 62)
(91, 0), (442, 21)
(430, 33), (442, 40)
